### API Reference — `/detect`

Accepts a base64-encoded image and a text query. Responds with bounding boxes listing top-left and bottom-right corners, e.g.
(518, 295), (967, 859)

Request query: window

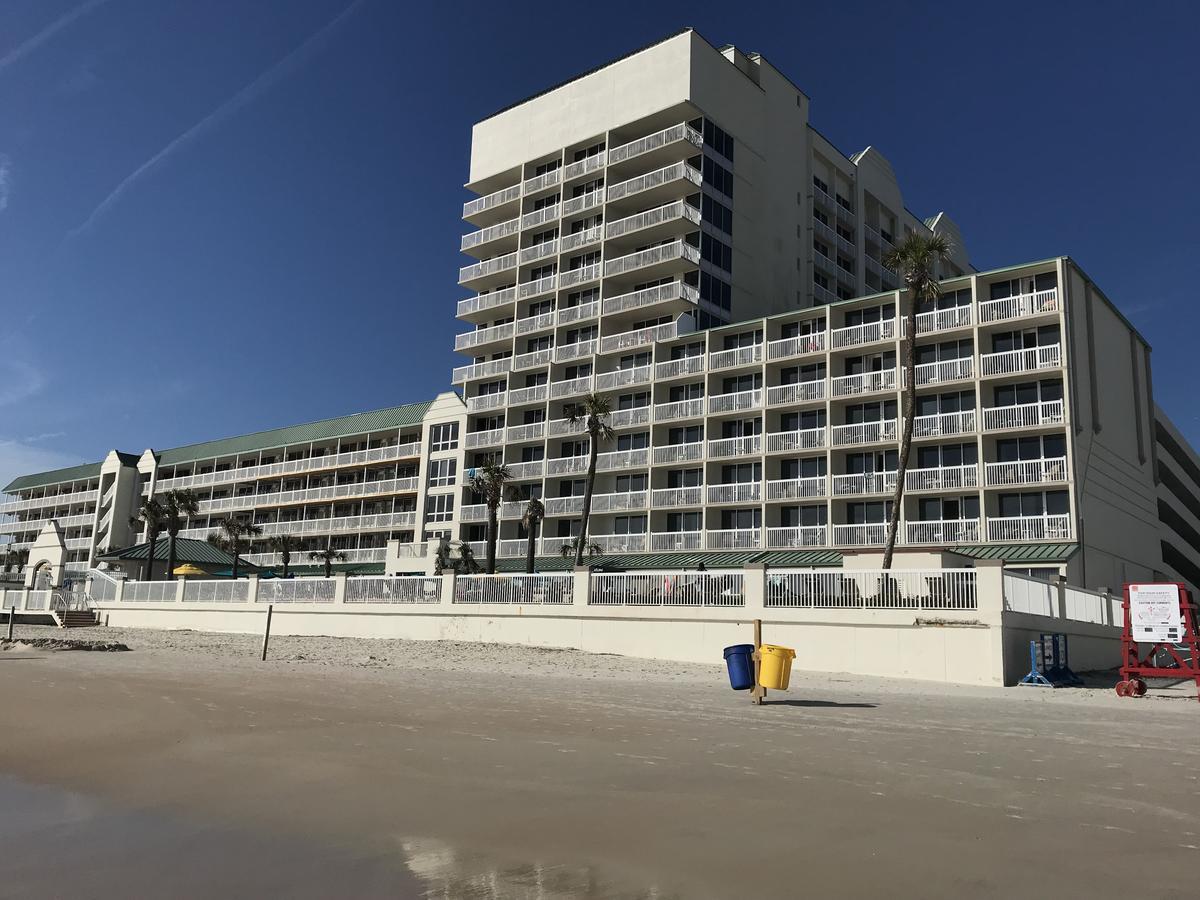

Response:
(997, 491), (1069, 517)
(996, 435), (1067, 462)
(993, 380), (1062, 407)
(844, 303), (895, 327)
(779, 409), (825, 431)
(721, 417), (761, 438)
(615, 473), (648, 492)
(613, 515), (647, 535)
(667, 468), (703, 488)
(721, 508), (760, 529)
(617, 391), (650, 410)
(668, 425), (703, 445)
(557, 479), (585, 497)
(779, 456), (825, 479)
(669, 382), (705, 402)
(701, 194), (733, 234)
(701, 156), (734, 197)
(425, 494), (454, 523)
(917, 496), (979, 522)
(573, 142), (605, 162)
(667, 511), (702, 532)
(429, 422), (459, 452)
(427, 459), (456, 487)
(699, 272), (732, 311)
(721, 462), (761, 484)
(915, 339), (973, 365)
(781, 504), (826, 527)
(697, 119), (735, 160)
(846, 501), (892, 524)
(616, 432), (649, 451)
(701, 233), (733, 272)
(915, 442), (977, 468)
(991, 325), (1060, 354)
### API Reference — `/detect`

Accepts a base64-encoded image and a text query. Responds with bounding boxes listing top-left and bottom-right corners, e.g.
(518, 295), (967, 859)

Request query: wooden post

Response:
(6, 606), (14, 641)
(260, 604), (273, 661)
(751, 618), (766, 705)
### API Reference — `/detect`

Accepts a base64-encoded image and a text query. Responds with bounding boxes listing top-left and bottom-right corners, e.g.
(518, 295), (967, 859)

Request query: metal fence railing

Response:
(123, 581), (177, 603)
(182, 580), (250, 604)
(589, 572), (745, 607)
(345, 576), (442, 604)
(258, 579), (337, 604)
(765, 569), (978, 610)
(454, 574), (574, 605)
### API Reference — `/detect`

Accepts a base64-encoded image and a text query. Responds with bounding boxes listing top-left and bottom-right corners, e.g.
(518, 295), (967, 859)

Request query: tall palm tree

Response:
(266, 534), (298, 578)
(129, 496), (166, 581)
(521, 497), (545, 574)
(160, 489), (201, 580)
(881, 232), (953, 569)
(213, 517), (263, 579)
(566, 393), (615, 566)
(468, 461), (514, 574)
(309, 544), (348, 578)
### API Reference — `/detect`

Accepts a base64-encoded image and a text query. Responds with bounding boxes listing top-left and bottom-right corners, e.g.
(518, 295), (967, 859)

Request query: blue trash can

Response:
(723, 644), (756, 691)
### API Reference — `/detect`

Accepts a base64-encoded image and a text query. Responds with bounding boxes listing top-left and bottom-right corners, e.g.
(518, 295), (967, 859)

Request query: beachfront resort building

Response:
(3, 29), (1199, 594)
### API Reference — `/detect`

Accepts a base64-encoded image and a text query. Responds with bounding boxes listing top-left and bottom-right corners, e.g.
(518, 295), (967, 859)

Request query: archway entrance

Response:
(30, 560), (53, 591)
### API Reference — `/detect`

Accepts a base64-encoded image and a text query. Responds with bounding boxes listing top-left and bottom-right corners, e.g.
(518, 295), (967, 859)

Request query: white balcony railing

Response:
(560, 189), (603, 217)
(599, 321), (678, 354)
(506, 423), (545, 443)
(652, 442), (705, 465)
(558, 263), (602, 290)
(986, 514), (1072, 542)
(766, 381), (825, 406)
(907, 519), (981, 545)
(197, 477), (420, 516)
(910, 357), (973, 386)
(905, 464), (978, 492)
(606, 160), (702, 203)
(831, 420), (897, 447)
(518, 273), (558, 300)
(654, 355), (704, 380)
(605, 199), (700, 240)
(609, 407), (650, 429)
(557, 300), (600, 325)
(708, 389), (763, 414)
(706, 528), (762, 550)
(653, 399), (703, 422)
(510, 348), (551, 370)
(454, 321), (514, 352)
(766, 526), (828, 548)
(519, 239), (559, 265)
(596, 448), (650, 471)
(549, 375), (593, 399)
(709, 344), (763, 370)
(603, 240), (700, 278)
(707, 483), (761, 504)
(589, 490), (649, 513)
(831, 319), (896, 349)
(984, 457), (1069, 486)
(465, 392), (507, 413)
(832, 471), (897, 496)
(603, 281), (698, 317)
(458, 251), (518, 285)
(833, 523), (888, 547)
(978, 288), (1059, 323)
(452, 357), (511, 383)
(560, 225), (603, 254)
(543, 496), (583, 517)
(979, 344), (1062, 377)
(462, 183), (521, 218)
(650, 486), (703, 507)
(607, 122), (703, 166)
(460, 217), (520, 253)
(507, 460), (544, 480)
(765, 477), (826, 501)
(554, 339), (597, 362)
(650, 531), (704, 551)
(545, 455), (588, 476)
(594, 365), (652, 391)
(912, 410), (976, 438)
(456, 286), (517, 319)
(591, 533), (648, 554)
(982, 400), (1065, 431)
(765, 428), (827, 453)
(547, 417), (586, 437)
(522, 167), (561, 195)
(830, 369), (896, 398)
(515, 311), (556, 335)
(708, 435), (762, 458)
(563, 152), (606, 181)
(767, 331), (827, 360)
(911, 305), (973, 335)
(464, 427), (504, 449)
(507, 384), (548, 405)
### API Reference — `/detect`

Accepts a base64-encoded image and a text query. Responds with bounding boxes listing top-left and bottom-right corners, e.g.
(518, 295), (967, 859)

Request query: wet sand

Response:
(2, 630), (1199, 898)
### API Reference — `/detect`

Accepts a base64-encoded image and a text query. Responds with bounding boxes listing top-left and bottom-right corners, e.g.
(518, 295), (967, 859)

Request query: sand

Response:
(2, 625), (1199, 898)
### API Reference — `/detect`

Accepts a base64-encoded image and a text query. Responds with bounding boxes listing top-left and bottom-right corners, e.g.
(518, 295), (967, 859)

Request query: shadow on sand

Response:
(762, 699), (877, 708)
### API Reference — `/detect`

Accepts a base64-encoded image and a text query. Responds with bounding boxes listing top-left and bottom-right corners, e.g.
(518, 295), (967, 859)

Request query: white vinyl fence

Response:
(1003, 572), (1121, 626)
(25, 590), (50, 611)
(123, 581), (178, 603)
(86, 572), (122, 603)
(346, 576), (441, 604)
(589, 572), (745, 607)
(454, 574), (574, 605)
(183, 580), (250, 604)
(765, 569), (978, 610)
(1, 589), (19, 610)
(258, 579), (337, 604)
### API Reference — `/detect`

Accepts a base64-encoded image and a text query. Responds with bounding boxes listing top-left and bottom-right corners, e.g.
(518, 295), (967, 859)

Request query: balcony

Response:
(765, 428), (827, 454)
(707, 483), (761, 504)
(766, 381), (825, 406)
(545, 455), (588, 476)
(560, 225), (602, 254)
(507, 384), (548, 405)
(984, 457), (1069, 487)
(522, 167), (561, 196)
(455, 321), (514, 352)
(831, 420), (897, 447)
(515, 312), (555, 338)
(831, 319), (896, 350)
(708, 389), (763, 414)
(905, 465), (978, 492)
(979, 288), (1059, 324)
(599, 321), (678, 354)
(653, 399), (703, 422)
(460, 501), (524, 524)
(655, 355), (704, 380)
(543, 496), (583, 517)
(907, 305), (973, 335)
(913, 410), (975, 438)
(603, 281), (699, 317)
(707, 529), (762, 550)
(549, 375), (593, 399)
(518, 273), (558, 300)
(909, 357), (973, 387)
(596, 448), (650, 471)
(651, 486), (703, 507)
(458, 251), (518, 288)
(605, 199), (701, 242)
(591, 533), (649, 554)
(767, 331), (827, 361)
(609, 407), (651, 429)
(595, 365), (652, 392)
(979, 344), (1062, 377)
(650, 531), (704, 551)
(462, 183), (521, 222)
(832, 471), (897, 496)
(457, 286), (517, 320)
(987, 514), (1072, 542)
(460, 217), (520, 254)
(652, 442), (704, 465)
(510, 348), (551, 371)
(830, 369), (896, 398)
(607, 122), (703, 168)
(708, 435), (762, 458)
(505, 422), (545, 443)
(765, 476), (826, 501)
(194, 511), (417, 540)
(559, 263), (602, 290)
(603, 240), (700, 280)
(833, 524), (888, 547)
(557, 300), (600, 325)
(464, 428), (504, 449)
(521, 202), (561, 231)
(589, 490), (649, 513)
(907, 519), (981, 545)
(766, 526), (828, 548)
(709, 344), (764, 371)
(606, 161), (702, 206)
(982, 400), (1064, 432)
(507, 460), (544, 480)
(465, 392), (507, 413)
(547, 417), (586, 437)
(563, 152), (606, 182)
(560, 189), (603, 217)
(554, 339), (597, 362)
(452, 357), (511, 384)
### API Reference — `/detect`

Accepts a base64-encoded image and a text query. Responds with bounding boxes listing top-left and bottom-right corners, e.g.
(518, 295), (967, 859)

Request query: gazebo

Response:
(97, 538), (257, 581)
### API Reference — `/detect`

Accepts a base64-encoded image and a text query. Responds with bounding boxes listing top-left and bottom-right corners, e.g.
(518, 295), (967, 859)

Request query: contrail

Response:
(67, 0), (365, 238)
(0, 0), (111, 74)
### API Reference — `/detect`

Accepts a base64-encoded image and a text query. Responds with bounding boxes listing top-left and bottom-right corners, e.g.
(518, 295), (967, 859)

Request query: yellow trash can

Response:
(757, 644), (797, 690)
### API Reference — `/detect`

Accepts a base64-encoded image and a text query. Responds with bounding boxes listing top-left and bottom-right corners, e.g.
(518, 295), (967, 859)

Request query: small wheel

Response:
(1130, 678), (1148, 697)
(1115, 681), (1130, 697)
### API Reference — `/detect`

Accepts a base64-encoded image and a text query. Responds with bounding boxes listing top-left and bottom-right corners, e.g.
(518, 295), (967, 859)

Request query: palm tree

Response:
(160, 489), (201, 580)
(468, 461), (514, 574)
(309, 543), (348, 578)
(2, 545), (27, 575)
(566, 393), (615, 566)
(129, 496), (167, 581)
(881, 232), (953, 569)
(559, 534), (602, 562)
(266, 534), (298, 578)
(212, 517), (263, 579)
(521, 497), (545, 574)
(432, 540), (482, 575)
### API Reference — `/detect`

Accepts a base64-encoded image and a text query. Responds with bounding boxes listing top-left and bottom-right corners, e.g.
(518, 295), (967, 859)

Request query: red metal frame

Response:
(1117, 583), (1200, 701)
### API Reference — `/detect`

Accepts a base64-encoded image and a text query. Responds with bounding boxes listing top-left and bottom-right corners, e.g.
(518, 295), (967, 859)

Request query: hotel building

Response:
(3, 30), (1199, 594)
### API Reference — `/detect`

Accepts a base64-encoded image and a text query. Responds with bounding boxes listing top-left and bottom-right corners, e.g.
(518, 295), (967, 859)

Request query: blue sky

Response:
(1, 0), (1198, 488)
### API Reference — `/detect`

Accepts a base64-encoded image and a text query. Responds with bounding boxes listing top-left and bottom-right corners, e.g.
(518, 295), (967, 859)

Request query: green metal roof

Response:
(155, 401), (433, 466)
(4, 461), (103, 493)
(494, 549), (844, 572)
(948, 543), (1077, 562)
(288, 562), (386, 576)
(98, 537), (255, 567)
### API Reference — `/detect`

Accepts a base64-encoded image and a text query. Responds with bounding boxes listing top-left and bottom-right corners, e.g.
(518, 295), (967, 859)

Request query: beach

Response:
(2, 627), (1199, 898)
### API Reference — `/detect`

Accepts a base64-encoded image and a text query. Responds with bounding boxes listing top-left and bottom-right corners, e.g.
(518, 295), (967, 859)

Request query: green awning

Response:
(949, 543), (1077, 562)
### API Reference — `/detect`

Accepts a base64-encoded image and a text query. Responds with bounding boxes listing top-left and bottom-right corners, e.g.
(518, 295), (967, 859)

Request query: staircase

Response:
(55, 609), (99, 628)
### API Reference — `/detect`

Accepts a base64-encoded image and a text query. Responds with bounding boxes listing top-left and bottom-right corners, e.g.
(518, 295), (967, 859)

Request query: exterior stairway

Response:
(54, 609), (99, 628)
